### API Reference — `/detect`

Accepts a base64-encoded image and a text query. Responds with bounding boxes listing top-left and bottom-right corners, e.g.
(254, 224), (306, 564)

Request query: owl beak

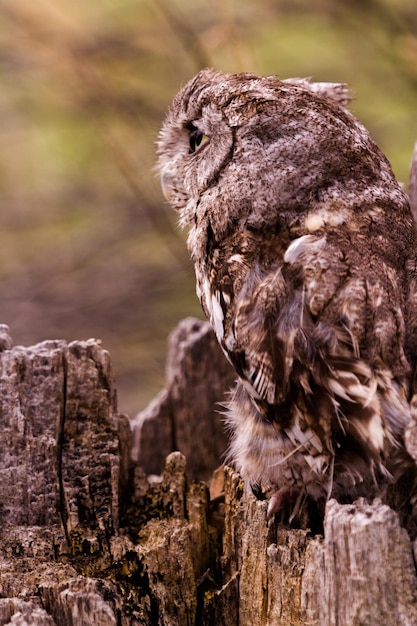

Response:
(160, 171), (174, 201)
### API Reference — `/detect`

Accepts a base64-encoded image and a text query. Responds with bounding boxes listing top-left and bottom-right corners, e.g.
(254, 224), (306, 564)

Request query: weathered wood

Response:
(131, 317), (235, 482)
(0, 322), (417, 625)
(0, 335), (131, 624)
(409, 141), (417, 223)
(210, 468), (417, 626)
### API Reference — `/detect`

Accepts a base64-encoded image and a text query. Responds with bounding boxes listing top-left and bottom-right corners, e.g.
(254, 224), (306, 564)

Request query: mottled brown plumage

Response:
(157, 68), (417, 518)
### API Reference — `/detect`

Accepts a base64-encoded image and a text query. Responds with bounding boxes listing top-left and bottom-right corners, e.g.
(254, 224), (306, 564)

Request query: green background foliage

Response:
(0, 0), (416, 416)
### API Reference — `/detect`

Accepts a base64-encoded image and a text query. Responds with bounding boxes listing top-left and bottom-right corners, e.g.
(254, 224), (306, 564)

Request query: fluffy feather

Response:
(157, 68), (417, 517)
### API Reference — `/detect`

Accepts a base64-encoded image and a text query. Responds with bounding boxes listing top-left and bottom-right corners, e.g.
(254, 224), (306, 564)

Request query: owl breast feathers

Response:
(157, 68), (417, 515)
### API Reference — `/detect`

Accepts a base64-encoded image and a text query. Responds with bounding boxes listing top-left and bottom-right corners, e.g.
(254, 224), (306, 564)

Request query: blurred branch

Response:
(151, 0), (211, 70)
(0, 0), (190, 271)
(98, 126), (190, 271)
(273, 0), (417, 87)
(334, 0), (417, 88)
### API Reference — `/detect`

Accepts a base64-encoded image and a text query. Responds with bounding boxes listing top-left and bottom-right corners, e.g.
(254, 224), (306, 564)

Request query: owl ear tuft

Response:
(281, 77), (352, 108)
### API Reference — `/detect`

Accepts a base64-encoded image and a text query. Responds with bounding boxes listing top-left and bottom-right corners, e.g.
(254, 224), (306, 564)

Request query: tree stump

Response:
(130, 317), (235, 482)
(409, 141), (417, 223)
(0, 322), (417, 625)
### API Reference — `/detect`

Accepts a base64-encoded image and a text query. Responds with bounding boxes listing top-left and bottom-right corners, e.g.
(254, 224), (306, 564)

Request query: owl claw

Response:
(266, 486), (298, 523)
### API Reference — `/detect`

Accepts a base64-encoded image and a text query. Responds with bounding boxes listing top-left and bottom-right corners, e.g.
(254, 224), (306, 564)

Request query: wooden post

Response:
(0, 322), (417, 625)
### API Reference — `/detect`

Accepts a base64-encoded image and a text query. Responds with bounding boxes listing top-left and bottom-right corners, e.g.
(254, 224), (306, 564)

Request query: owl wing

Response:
(207, 230), (411, 459)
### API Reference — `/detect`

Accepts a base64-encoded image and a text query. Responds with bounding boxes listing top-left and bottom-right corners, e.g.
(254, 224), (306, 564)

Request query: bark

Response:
(0, 322), (417, 626)
(130, 317), (235, 482)
(409, 141), (417, 224)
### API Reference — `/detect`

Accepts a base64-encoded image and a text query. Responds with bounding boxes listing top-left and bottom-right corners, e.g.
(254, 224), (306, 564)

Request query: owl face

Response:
(157, 68), (404, 240)
(158, 70), (246, 229)
(158, 70), (307, 229)
(158, 95), (234, 226)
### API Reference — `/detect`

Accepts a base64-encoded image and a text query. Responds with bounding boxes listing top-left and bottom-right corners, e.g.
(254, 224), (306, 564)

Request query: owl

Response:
(157, 68), (417, 519)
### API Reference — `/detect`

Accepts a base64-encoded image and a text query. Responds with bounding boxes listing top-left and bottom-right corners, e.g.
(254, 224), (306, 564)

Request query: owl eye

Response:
(188, 125), (210, 154)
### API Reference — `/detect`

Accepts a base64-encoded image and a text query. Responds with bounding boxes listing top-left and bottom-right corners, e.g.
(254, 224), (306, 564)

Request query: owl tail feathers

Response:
(402, 393), (417, 467)
(323, 355), (413, 479)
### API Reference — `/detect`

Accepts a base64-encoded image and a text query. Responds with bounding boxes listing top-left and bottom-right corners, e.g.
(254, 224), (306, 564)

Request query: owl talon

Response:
(266, 486), (298, 522)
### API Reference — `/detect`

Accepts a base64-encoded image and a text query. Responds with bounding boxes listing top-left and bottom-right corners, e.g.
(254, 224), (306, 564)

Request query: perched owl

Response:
(157, 68), (417, 519)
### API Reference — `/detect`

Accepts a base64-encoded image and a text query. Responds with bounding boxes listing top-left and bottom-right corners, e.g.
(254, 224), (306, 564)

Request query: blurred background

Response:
(0, 0), (416, 418)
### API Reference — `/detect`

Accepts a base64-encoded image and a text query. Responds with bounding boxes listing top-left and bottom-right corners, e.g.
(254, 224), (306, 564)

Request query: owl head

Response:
(157, 68), (405, 242)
